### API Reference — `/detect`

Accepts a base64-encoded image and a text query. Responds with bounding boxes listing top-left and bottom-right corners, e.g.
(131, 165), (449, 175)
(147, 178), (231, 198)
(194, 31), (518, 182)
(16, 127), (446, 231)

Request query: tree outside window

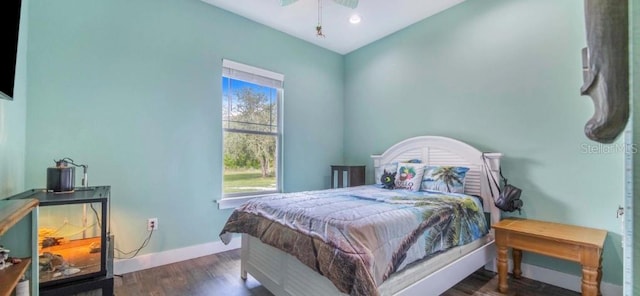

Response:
(222, 65), (282, 197)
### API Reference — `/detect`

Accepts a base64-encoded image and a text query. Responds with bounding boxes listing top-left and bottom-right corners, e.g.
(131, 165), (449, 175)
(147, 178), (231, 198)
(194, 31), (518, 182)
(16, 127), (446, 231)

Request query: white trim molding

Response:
(486, 259), (622, 296)
(113, 236), (241, 275)
(216, 193), (280, 210)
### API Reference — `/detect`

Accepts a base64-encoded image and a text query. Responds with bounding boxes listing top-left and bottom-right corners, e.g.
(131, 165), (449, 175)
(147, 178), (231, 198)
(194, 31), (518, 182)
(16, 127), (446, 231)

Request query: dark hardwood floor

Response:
(114, 249), (579, 296)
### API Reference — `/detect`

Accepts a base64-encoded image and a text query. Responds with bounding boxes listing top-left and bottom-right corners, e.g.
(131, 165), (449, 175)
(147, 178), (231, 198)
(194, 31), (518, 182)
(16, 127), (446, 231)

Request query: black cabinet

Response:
(330, 165), (365, 188)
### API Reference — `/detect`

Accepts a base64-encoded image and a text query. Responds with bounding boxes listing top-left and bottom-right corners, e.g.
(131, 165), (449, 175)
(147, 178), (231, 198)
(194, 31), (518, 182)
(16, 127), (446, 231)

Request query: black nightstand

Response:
(331, 165), (365, 188)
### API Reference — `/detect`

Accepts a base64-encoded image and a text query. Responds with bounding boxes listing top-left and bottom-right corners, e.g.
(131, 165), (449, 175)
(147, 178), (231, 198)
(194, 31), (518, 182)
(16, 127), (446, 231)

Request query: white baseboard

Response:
(113, 236), (241, 275)
(486, 259), (622, 296)
(114, 239), (622, 296)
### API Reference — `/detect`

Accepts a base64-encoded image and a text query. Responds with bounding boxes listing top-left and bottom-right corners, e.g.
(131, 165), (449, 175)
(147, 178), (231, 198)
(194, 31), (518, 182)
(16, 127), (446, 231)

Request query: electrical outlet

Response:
(147, 218), (158, 231)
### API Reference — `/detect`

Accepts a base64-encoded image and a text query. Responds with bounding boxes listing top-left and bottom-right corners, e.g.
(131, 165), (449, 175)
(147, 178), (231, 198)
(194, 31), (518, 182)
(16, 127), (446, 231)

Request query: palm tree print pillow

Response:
(394, 163), (426, 191)
(421, 166), (470, 193)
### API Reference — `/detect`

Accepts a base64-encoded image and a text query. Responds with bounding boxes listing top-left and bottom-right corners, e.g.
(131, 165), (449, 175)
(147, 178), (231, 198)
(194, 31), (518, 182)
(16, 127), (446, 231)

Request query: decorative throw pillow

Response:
(394, 162), (425, 191)
(421, 166), (470, 193)
(375, 163), (398, 185)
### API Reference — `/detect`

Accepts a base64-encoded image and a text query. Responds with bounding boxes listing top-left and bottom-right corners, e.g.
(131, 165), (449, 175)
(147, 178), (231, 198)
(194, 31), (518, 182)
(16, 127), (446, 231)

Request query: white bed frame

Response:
(240, 136), (503, 296)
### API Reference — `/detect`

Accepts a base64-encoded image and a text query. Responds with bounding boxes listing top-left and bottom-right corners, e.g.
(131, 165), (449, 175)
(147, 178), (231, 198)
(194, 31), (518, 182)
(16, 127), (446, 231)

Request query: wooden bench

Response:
(492, 218), (607, 296)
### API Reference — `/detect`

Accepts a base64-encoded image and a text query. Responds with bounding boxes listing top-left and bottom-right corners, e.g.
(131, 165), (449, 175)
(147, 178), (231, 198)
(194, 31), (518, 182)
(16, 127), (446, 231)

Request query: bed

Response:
(220, 136), (503, 296)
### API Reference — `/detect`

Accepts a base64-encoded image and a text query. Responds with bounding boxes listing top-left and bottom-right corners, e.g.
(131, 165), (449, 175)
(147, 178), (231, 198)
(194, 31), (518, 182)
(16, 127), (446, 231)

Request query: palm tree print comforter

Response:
(220, 185), (488, 296)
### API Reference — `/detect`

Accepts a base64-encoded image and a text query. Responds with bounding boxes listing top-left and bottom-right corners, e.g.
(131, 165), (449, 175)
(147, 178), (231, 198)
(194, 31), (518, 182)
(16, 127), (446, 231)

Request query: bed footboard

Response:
(240, 233), (496, 296)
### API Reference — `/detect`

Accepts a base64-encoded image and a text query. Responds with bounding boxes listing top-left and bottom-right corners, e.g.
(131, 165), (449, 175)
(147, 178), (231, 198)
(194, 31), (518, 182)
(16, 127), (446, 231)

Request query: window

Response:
(221, 59), (283, 202)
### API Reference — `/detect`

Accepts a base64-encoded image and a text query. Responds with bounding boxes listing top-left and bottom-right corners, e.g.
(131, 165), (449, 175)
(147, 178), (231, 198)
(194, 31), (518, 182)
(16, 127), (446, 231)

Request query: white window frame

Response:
(217, 59), (284, 209)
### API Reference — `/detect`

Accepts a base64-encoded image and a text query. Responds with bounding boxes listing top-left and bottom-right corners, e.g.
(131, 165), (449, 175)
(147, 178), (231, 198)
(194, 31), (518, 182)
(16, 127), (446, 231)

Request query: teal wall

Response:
(24, 0), (344, 254)
(632, 0), (639, 293)
(14, 0), (631, 288)
(0, 0), (28, 198)
(0, 0), (30, 260)
(344, 0), (623, 285)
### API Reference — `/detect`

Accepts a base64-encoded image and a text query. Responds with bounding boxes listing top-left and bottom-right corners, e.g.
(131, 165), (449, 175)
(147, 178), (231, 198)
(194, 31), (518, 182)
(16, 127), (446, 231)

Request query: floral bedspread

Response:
(219, 185), (488, 296)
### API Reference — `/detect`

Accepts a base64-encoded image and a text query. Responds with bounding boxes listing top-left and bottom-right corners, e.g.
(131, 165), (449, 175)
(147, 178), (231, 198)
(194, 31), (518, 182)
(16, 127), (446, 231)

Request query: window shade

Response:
(222, 59), (284, 89)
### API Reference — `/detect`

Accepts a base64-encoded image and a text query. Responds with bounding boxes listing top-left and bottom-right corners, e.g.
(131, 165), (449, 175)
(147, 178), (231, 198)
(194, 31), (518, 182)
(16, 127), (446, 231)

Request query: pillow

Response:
(421, 166), (470, 193)
(394, 162), (425, 191)
(375, 163), (398, 185)
(374, 160), (421, 185)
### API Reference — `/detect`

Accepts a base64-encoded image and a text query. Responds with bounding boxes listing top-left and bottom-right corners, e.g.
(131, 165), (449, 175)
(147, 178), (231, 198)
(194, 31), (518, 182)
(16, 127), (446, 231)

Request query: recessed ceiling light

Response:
(349, 14), (361, 24)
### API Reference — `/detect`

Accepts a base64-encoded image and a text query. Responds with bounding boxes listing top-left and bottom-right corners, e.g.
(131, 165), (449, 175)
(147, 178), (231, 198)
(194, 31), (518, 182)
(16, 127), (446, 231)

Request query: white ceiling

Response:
(201, 0), (466, 55)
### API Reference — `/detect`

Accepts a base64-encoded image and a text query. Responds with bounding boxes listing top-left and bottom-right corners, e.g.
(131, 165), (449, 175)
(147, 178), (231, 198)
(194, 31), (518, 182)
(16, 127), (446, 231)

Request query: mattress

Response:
(220, 185), (489, 296)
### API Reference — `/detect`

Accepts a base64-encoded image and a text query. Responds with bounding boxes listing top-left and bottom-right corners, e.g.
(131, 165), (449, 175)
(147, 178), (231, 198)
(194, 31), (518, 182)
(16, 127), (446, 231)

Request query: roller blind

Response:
(222, 59), (284, 89)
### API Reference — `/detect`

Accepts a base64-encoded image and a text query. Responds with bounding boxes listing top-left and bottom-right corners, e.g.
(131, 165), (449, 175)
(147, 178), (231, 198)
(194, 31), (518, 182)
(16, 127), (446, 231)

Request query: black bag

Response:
(482, 153), (523, 213)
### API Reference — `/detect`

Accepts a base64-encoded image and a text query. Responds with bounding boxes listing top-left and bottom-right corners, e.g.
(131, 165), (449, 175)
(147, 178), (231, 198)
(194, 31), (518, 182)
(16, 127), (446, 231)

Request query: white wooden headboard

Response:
(371, 136), (502, 226)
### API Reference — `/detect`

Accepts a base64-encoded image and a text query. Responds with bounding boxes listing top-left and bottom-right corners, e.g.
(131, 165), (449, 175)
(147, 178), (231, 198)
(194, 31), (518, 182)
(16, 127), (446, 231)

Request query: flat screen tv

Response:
(0, 0), (22, 101)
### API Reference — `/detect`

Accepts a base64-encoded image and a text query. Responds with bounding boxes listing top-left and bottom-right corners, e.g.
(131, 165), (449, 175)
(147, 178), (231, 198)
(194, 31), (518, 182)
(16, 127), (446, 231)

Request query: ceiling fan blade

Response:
(333, 0), (358, 9)
(281, 0), (298, 6)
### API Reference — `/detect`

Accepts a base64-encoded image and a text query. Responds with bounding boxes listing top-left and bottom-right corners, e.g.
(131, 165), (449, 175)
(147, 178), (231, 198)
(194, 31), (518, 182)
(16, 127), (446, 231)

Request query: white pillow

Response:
(374, 159), (421, 185)
(394, 162), (425, 191)
(374, 163), (398, 185)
